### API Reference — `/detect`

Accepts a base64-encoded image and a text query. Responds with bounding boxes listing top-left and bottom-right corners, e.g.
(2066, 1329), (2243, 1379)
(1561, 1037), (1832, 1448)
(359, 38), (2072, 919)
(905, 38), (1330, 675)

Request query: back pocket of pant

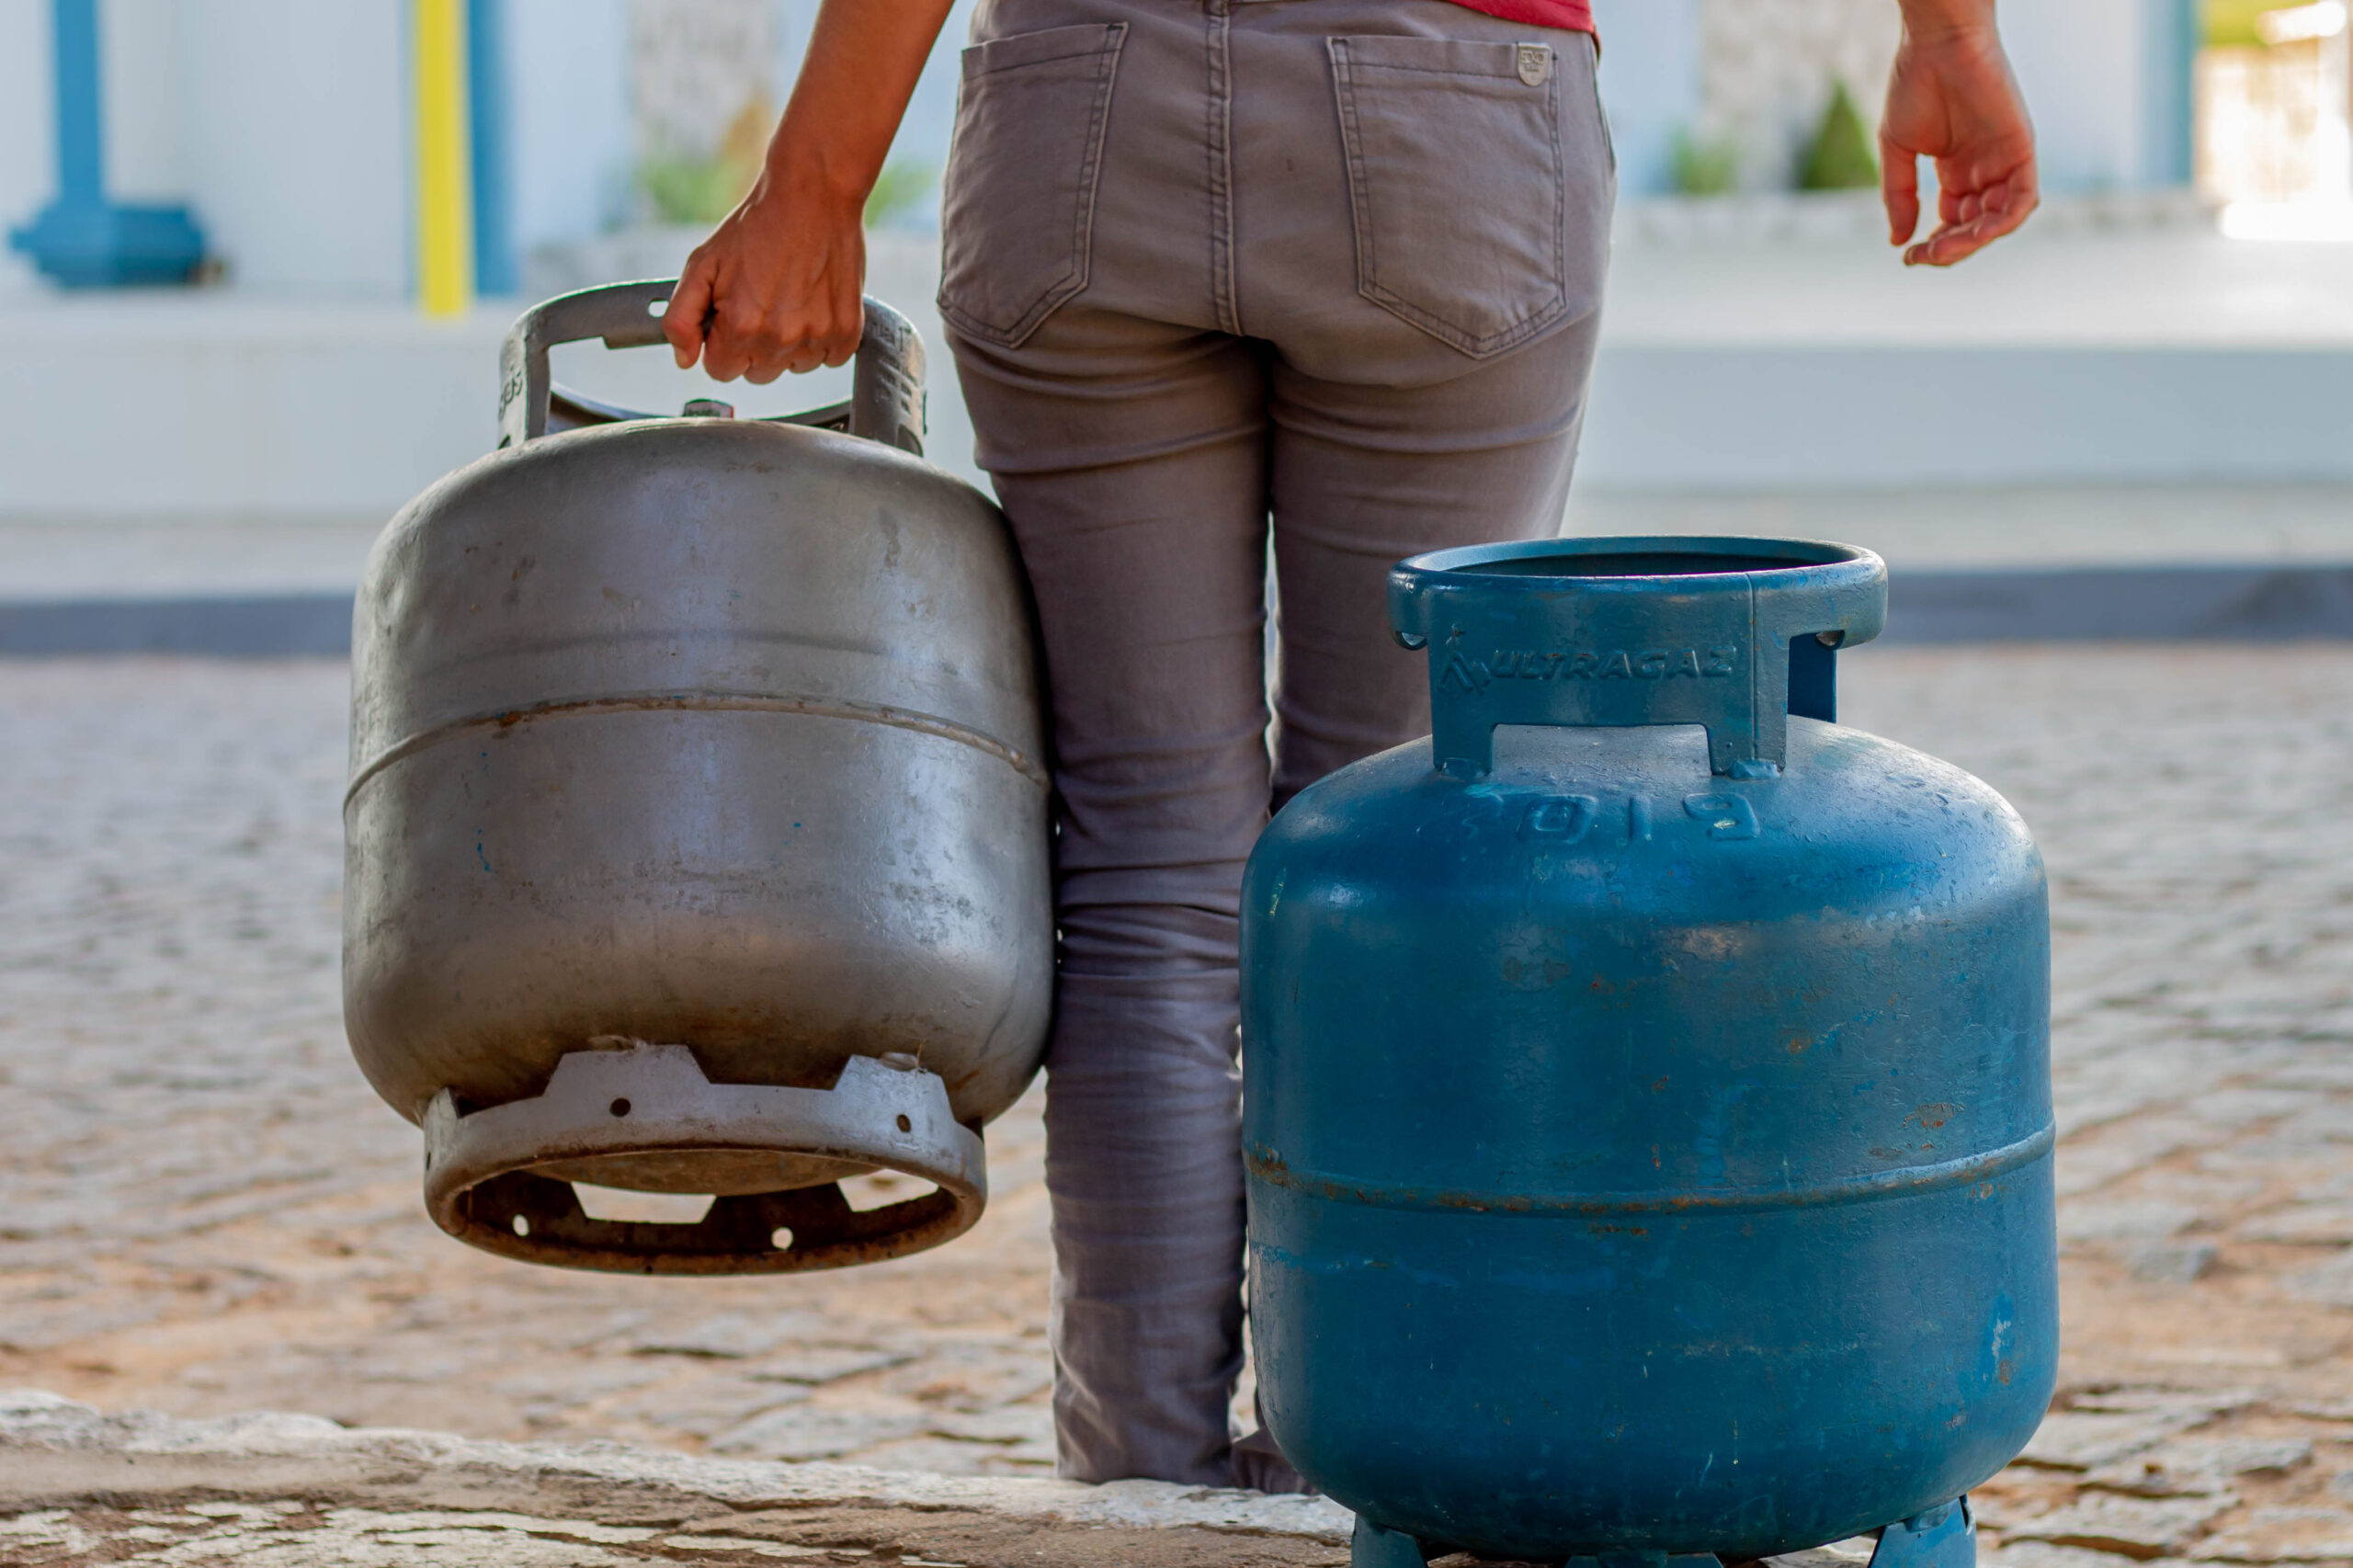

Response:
(1328, 34), (1589, 358)
(938, 22), (1127, 347)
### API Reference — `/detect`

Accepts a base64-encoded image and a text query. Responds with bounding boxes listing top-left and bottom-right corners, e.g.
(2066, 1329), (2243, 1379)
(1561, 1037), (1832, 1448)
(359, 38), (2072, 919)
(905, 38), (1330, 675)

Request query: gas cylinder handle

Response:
(496, 278), (926, 454)
(1389, 536), (1888, 779)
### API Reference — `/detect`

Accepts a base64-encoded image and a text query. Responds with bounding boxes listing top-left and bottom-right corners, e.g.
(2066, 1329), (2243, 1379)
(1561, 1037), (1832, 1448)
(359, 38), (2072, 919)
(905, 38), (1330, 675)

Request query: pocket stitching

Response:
(1348, 62), (1524, 82)
(1330, 39), (1572, 359)
(938, 23), (1128, 348)
(963, 29), (1120, 81)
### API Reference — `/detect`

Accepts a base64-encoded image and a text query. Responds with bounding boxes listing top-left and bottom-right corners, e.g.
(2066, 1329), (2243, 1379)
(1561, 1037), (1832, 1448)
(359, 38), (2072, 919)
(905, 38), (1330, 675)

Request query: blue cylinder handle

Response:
(1389, 537), (1888, 778)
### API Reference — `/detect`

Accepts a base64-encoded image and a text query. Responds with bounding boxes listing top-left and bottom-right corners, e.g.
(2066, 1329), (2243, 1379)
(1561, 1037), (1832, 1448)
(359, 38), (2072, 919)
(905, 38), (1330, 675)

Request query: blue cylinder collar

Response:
(1388, 536), (1888, 779)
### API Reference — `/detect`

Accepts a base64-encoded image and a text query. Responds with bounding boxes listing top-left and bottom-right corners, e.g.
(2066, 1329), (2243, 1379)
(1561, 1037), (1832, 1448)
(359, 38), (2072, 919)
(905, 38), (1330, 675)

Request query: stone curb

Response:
(6, 565), (2350, 657)
(1884, 564), (2353, 643)
(0, 1389), (1353, 1546)
(0, 594), (354, 656)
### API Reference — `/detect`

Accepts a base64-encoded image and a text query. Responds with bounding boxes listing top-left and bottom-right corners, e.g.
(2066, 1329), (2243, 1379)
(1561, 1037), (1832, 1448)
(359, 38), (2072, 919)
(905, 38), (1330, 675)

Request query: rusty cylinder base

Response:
(421, 1042), (987, 1275)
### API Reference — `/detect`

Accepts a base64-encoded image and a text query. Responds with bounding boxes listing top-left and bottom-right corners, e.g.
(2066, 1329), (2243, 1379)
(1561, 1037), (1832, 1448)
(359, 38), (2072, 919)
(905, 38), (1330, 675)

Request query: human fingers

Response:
(710, 281), (815, 383)
(736, 339), (829, 383)
(767, 295), (863, 379)
(1904, 173), (2035, 267)
(1942, 180), (2036, 262)
(818, 291), (864, 369)
(782, 335), (838, 378)
(663, 254), (716, 369)
(736, 301), (858, 383)
(1880, 133), (1922, 247)
(1910, 153), (2023, 263)
(698, 291), (764, 382)
(741, 333), (826, 383)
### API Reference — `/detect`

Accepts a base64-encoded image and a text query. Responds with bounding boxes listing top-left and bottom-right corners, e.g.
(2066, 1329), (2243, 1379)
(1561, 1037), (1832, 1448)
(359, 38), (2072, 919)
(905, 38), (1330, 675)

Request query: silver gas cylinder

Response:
(343, 280), (1051, 1275)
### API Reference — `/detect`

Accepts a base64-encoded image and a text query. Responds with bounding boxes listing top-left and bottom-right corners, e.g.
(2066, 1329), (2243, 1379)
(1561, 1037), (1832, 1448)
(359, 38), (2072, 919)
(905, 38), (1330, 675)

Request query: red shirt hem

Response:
(1438, 0), (1593, 32)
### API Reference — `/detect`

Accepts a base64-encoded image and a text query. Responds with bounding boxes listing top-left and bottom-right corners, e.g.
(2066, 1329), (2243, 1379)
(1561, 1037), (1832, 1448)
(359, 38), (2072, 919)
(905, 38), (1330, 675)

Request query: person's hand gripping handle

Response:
(662, 0), (958, 384)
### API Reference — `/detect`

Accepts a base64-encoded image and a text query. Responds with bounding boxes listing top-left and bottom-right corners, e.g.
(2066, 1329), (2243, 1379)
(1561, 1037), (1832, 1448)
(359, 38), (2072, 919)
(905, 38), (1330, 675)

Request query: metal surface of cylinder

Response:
(343, 283), (1051, 1274)
(1241, 537), (2057, 1565)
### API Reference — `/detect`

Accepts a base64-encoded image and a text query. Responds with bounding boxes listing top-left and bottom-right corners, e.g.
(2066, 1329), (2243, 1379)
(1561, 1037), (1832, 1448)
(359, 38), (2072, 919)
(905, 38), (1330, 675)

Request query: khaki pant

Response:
(938, 0), (1616, 1487)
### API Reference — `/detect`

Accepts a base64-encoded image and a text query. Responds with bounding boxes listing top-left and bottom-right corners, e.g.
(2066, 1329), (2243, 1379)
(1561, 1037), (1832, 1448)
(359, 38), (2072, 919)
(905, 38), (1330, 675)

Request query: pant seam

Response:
(1206, 2), (1242, 335)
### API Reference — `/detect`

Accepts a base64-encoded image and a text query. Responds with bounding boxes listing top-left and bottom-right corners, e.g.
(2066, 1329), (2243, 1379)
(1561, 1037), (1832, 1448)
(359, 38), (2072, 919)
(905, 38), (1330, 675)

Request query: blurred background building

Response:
(0, 0), (2231, 301)
(2, 0), (2352, 642)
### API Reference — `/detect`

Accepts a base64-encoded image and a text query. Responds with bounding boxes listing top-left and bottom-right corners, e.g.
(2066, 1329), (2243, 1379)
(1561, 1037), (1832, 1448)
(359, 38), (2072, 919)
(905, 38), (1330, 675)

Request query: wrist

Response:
(758, 129), (880, 219)
(1896, 0), (1999, 45)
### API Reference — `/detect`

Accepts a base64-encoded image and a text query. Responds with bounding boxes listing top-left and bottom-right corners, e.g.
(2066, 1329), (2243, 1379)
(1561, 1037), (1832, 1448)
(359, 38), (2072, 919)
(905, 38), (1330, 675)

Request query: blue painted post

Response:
(8, 0), (207, 286)
(2143, 0), (2199, 187)
(50, 0), (100, 201)
(468, 0), (519, 296)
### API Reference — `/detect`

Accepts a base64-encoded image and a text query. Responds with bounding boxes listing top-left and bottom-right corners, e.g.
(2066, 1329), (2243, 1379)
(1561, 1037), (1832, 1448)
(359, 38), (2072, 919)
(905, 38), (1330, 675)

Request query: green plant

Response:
(864, 159), (938, 229)
(636, 97), (774, 227)
(633, 152), (939, 230)
(1800, 81), (1879, 190)
(636, 153), (749, 225)
(2204, 0), (2271, 47)
(1671, 128), (1740, 196)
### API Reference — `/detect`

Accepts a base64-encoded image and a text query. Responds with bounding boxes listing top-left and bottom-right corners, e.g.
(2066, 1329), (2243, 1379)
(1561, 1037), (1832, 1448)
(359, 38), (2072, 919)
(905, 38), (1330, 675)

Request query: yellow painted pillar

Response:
(413, 0), (474, 317)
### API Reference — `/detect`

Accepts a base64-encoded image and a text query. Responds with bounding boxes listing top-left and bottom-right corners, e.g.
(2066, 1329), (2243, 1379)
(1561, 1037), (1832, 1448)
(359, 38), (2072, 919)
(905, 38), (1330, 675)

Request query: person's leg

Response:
(939, 0), (1611, 1487)
(951, 312), (1269, 1487)
(939, 0), (1285, 1486)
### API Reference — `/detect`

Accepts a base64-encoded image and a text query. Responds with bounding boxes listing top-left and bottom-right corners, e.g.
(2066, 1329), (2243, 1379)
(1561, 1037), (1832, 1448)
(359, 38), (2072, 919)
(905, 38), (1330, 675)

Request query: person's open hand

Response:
(661, 162), (866, 383)
(1880, 18), (2039, 267)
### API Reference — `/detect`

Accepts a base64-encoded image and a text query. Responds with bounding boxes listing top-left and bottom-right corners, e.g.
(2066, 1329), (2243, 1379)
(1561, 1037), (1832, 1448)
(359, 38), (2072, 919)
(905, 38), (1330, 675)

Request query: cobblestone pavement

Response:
(3, 648), (2352, 1564)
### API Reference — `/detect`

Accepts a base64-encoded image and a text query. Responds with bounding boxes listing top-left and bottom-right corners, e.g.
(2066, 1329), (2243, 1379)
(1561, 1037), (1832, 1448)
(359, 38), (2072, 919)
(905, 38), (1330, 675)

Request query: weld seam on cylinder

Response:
(1247, 1120), (2055, 1218)
(345, 689), (1051, 804)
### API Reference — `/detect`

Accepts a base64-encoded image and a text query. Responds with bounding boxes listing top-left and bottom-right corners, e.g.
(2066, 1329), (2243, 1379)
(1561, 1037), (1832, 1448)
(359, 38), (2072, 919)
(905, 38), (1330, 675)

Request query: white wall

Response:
(0, 0), (51, 293)
(1589, 0), (1701, 197)
(178, 1), (409, 295)
(502, 0), (977, 267)
(2003, 0), (2153, 193)
(1696, 0), (1901, 191)
(100, 0), (188, 203)
(5, 0), (411, 296)
(507, 0), (634, 256)
(1595, 0), (2181, 199)
(772, 0), (972, 229)
(891, 0), (976, 226)
(0, 298), (508, 517)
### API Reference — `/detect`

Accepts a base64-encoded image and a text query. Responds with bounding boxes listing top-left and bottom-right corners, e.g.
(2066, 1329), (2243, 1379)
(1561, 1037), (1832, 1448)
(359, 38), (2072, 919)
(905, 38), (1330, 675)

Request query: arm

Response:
(1882, 0), (2038, 266)
(662, 0), (958, 382)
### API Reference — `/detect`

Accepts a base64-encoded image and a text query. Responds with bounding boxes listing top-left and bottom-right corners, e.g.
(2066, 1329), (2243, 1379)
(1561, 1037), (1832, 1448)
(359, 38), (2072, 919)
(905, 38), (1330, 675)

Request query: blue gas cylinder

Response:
(1241, 539), (2055, 1568)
